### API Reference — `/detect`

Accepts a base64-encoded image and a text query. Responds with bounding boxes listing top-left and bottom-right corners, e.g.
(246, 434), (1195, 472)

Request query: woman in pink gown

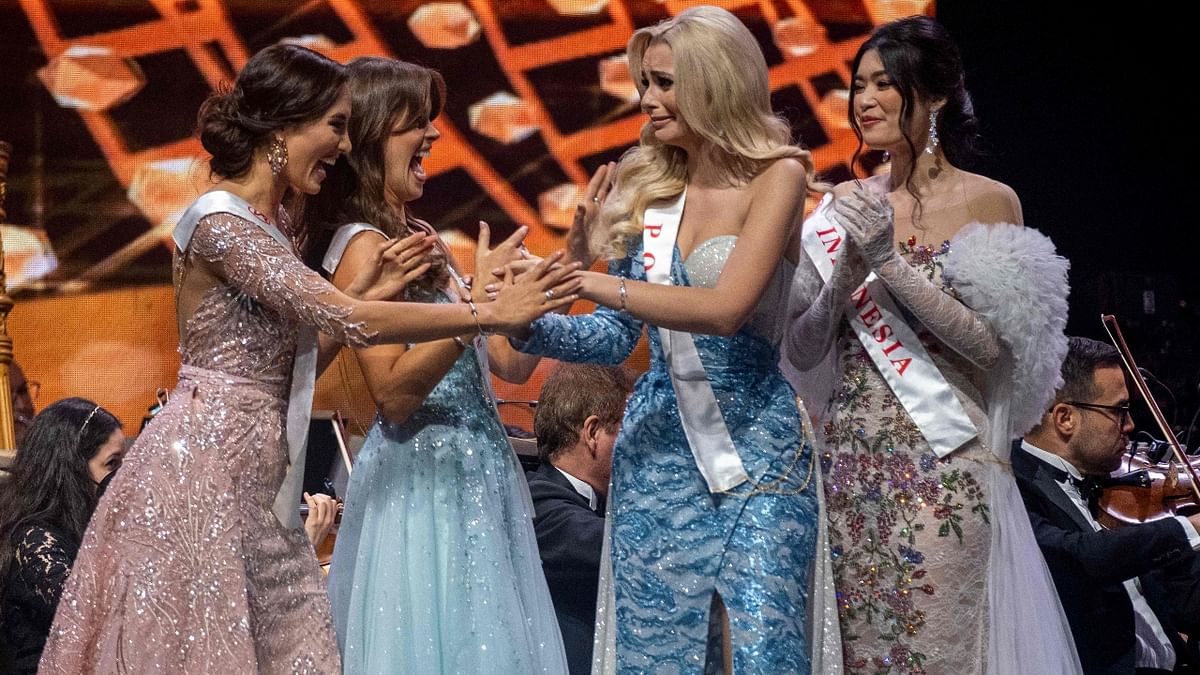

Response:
(39, 43), (577, 674)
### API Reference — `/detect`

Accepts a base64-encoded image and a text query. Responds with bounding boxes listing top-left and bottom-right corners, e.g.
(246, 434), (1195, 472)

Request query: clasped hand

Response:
(831, 188), (896, 269)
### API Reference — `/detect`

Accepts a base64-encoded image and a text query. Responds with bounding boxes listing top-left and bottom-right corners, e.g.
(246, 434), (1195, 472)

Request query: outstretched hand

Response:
(473, 221), (530, 301)
(484, 252), (582, 336)
(345, 232), (435, 301)
(832, 189), (895, 268)
(567, 161), (615, 268)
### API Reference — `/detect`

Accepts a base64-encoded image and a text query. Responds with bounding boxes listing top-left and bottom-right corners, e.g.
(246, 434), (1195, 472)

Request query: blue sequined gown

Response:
(517, 236), (819, 673)
(327, 291), (568, 675)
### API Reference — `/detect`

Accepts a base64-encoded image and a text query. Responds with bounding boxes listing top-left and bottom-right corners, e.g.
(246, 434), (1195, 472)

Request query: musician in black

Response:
(1015, 336), (1200, 674)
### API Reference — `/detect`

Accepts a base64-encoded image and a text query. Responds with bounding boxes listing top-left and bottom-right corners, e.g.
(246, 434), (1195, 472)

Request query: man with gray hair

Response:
(527, 363), (632, 675)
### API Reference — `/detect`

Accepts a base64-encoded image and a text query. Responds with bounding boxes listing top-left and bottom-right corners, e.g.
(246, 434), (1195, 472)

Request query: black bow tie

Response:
(1046, 464), (1103, 515)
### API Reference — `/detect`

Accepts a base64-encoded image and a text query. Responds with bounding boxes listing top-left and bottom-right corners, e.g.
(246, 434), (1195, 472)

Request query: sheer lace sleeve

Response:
(187, 213), (376, 348)
(874, 254), (1002, 369)
(512, 256), (642, 364)
(12, 525), (74, 624)
(785, 249), (868, 371)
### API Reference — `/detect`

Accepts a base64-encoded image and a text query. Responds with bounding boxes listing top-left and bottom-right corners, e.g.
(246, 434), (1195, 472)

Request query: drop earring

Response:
(266, 136), (288, 176)
(924, 109), (940, 155)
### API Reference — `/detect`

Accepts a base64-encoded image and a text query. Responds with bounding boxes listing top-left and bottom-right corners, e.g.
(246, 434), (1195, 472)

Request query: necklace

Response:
(246, 204), (275, 225)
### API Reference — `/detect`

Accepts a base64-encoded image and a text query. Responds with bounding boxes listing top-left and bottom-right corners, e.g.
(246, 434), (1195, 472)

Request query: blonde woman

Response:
(511, 6), (820, 672)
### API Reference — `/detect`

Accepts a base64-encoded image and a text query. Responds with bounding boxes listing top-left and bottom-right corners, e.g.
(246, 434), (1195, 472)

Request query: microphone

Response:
(1128, 437), (1173, 463)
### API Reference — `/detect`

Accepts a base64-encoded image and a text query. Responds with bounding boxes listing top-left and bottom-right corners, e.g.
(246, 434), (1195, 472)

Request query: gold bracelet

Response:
(618, 277), (628, 312)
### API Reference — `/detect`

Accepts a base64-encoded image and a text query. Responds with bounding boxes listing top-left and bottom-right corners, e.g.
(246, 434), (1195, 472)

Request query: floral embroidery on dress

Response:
(897, 236), (951, 281)
(823, 335), (989, 673)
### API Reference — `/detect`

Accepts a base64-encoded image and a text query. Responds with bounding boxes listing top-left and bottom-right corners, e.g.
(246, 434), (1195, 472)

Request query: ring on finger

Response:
(545, 289), (556, 300)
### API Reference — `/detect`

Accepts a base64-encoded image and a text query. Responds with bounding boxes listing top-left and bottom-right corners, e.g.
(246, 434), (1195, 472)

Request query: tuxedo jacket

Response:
(525, 462), (605, 675)
(1012, 442), (1200, 674)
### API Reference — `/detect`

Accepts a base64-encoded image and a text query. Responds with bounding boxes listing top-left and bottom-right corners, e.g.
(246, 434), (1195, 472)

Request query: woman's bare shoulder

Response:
(960, 172), (1023, 225)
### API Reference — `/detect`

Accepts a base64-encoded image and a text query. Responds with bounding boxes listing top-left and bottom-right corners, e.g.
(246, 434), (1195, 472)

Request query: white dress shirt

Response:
(1022, 440), (1197, 670)
(555, 466), (598, 511)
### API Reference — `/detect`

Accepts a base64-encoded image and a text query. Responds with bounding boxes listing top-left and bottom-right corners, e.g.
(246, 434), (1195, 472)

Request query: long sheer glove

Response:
(786, 235), (870, 371)
(836, 189), (1002, 369)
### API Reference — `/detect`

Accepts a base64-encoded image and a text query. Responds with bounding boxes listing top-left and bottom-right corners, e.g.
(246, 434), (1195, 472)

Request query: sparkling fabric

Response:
(40, 211), (374, 673)
(327, 290), (567, 674)
(817, 244), (993, 674)
(518, 237), (819, 673)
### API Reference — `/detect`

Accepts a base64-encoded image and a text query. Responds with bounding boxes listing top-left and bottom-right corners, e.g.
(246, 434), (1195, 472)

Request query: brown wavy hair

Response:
(304, 57), (450, 298)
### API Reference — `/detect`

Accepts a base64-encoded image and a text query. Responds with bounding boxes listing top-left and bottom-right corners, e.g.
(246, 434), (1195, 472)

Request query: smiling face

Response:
(384, 112), (441, 209)
(851, 49), (938, 155)
(279, 85), (352, 195)
(639, 42), (697, 151)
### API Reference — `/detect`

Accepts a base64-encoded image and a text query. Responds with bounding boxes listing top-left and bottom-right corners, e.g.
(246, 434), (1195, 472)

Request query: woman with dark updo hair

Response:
(786, 15), (1079, 674)
(39, 43), (579, 673)
(0, 398), (123, 674)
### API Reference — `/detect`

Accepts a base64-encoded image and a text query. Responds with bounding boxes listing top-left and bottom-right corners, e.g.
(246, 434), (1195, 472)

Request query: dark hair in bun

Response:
(849, 16), (981, 188)
(197, 43), (348, 178)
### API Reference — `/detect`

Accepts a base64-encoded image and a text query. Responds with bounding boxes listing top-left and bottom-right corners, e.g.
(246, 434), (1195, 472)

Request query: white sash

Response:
(799, 194), (976, 458)
(321, 222), (385, 275)
(643, 191), (749, 492)
(174, 190), (317, 530)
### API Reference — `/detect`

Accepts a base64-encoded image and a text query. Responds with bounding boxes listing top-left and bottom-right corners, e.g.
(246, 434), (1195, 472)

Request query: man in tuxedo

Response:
(527, 364), (631, 675)
(1015, 336), (1200, 674)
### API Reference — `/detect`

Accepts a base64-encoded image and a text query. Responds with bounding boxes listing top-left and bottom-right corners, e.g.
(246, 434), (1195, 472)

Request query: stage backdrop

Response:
(2, 0), (930, 435)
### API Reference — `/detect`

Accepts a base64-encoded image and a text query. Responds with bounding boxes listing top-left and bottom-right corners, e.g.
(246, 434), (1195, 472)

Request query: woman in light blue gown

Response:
(511, 7), (819, 673)
(307, 57), (568, 674)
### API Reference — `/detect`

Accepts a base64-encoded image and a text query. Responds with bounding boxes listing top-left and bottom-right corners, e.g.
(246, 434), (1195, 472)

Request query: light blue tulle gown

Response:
(516, 236), (820, 673)
(327, 289), (568, 675)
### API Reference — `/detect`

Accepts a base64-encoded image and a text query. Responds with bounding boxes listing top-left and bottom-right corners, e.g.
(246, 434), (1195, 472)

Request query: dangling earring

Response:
(924, 109), (940, 155)
(266, 136), (288, 176)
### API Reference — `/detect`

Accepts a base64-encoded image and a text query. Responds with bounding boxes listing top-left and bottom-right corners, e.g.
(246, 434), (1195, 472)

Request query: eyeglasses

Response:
(1064, 401), (1131, 425)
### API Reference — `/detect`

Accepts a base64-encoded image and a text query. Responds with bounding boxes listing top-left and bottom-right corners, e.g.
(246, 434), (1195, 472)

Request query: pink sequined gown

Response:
(41, 211), (375, 673)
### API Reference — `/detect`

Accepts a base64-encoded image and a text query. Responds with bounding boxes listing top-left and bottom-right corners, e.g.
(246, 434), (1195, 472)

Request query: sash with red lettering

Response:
(643, 190), (750, 492)
(800, 194), (977, 458)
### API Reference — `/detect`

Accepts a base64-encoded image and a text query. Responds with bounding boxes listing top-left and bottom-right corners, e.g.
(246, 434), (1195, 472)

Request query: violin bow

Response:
(1101, 314), (1200, 502)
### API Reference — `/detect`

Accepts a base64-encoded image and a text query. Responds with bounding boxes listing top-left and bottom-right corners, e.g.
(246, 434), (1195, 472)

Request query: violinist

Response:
(1014, 336), (1200, 675)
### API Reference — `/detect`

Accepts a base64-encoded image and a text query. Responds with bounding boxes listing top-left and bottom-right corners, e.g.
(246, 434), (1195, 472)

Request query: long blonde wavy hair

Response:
(602, 6), (814, 257)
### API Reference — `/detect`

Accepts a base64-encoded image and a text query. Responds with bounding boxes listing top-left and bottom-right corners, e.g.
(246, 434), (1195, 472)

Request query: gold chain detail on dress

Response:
(717, 441), (817, 498)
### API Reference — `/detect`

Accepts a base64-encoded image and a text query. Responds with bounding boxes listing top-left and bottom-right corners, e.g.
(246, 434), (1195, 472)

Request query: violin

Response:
(1096, 446), (1200, 528)
(1094, 314), (1200, 528)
